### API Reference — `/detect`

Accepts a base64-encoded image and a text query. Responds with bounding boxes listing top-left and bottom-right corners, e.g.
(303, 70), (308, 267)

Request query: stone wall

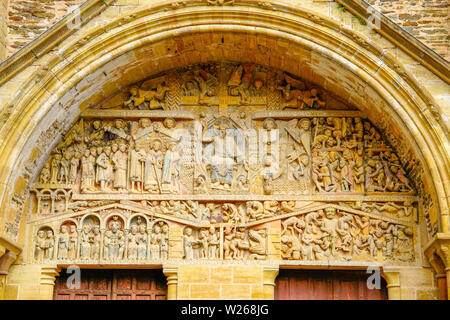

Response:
(5, 0), (83, 56)
(368, 0), (449, 59)
(1, 0), (449, 60)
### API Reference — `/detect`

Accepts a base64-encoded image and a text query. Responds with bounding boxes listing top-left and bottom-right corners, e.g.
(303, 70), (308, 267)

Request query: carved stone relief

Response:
(280, 207), (415, 263)
(27, 63), (423, 266)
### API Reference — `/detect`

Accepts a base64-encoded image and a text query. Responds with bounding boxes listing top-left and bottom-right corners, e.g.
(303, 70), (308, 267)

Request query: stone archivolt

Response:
(28, 63), (419, 266)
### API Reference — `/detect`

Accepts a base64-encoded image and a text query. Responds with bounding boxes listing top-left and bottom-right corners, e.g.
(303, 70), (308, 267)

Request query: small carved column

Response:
(382, 268), (401, 300)
(0, 250), (18, 299)
(39, 265), (60, 300)
(262, 266), (279, 300)
(163, 266), (178, 300)
(424, 234), (450, 300)
(99, 228), (106, 263)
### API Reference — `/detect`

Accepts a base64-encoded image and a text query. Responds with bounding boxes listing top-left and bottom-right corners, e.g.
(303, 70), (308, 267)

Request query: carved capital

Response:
(163, 265), (178, 300)
(262, 265), (279, 300)
(40, 265), (60, 286)
(424, 233), (450, 272)
(0, 250), (18, 275)
(381, 267), (401, 300)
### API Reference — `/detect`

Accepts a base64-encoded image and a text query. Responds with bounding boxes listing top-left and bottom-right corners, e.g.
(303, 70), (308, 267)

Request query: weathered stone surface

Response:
(0, 0), (447, 301)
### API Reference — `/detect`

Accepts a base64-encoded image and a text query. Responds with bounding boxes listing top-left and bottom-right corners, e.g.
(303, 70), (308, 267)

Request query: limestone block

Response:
(233, 266), (262, 284)
(221, 284), (251, 299)
(190, 284), (220, 299)
(178, 265), (210, 284)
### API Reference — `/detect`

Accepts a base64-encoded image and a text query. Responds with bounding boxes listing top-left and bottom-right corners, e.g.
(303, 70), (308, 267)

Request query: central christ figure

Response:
(202, 117), (245, 191)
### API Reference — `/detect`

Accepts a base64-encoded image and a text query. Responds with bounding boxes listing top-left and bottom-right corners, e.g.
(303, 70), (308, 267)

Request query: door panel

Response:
(275, 269), (387, 300)
(54, 269), (167, 300)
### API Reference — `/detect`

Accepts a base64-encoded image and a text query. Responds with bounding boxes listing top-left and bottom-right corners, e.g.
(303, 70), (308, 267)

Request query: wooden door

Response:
(275, 269), (388, 300)
(54, 269), (167, 300)
(112, 270), (167, 300)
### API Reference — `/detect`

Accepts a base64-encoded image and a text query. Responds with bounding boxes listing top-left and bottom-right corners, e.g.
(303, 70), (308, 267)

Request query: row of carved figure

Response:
(280, 208), (415, 262)
(34, 216), (169, 262)
(100, 63), (328, 110)
(34, 221), (267, 262)
(183, 226), (268, 260)
(35, 115), (414, 198)
(39, 117), (183, 194)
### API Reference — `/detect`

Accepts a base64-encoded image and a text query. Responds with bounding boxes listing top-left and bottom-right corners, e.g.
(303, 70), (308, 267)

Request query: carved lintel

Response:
(81, 110), (195, 120)
(252, 110), (365, 119)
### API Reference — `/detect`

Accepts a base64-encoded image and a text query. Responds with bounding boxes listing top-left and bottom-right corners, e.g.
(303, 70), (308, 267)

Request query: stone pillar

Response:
(436, 274), (448, 300)
(39, 265), (60, 300)
(163, 266), (178, 300)
(262, 266), (279, 300)
(0, 250), (17, 299)
(382, 268), (401, 300)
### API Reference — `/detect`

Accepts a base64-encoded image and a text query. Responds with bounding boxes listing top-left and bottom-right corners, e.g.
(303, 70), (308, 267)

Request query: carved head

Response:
(325, 207), (336, 219)
(93, 120), (102, 130)
(184, 227), (192, 236)
(152, 139), (162, 151)
(46, 230), (53, 238)
(130, 224), (138, 235)
(111, 144), (118, 153)
(139, 118), (151, 128)
(163, 117), (175, 129)
(114, 119), (125, 129)
(60, 225), (67, 234)
(90, 148), (97, 157)
(298, 118), (311, 130)
(119, 143), (126, 152)
(38, 230), (45, 238)
(263, 118), (277, 130)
